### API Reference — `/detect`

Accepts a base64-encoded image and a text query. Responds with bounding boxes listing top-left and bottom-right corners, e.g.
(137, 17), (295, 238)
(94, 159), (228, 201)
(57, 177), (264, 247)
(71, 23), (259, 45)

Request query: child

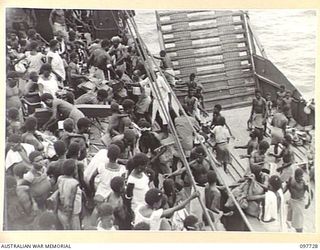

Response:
(56, 159), (82, 230)
(23, 151), (52, 208)
(284, 168), (311, 232)
(183, 215), (203, 231)
(134, 188), (198, 230)
(91, 144), (127, 200)
(47, 140), (67, 183)
(60, 118), (75, 147)
(6, 107), (22, 137)
(211, 116), (232, 172)
(249, 140), (270, 176)
(96, 203), (117, 230)
(21, 117), (44, 151)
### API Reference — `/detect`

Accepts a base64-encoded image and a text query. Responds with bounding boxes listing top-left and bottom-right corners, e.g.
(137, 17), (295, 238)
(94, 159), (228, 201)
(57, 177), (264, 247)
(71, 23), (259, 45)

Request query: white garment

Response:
(95, 164), (126, 199)
(84, 149), (107, 184)
(262, 189), (286, 232)
(127, 173), (150, 210)
(211, 125), (230, 144)
(5, 143), (35, 170)
(151, 74), (171, 125)
(47, 50), (66, 81)
(38, 73), (59, 97)
(134, 205), (163, 231)
(25, 51), (44, 73)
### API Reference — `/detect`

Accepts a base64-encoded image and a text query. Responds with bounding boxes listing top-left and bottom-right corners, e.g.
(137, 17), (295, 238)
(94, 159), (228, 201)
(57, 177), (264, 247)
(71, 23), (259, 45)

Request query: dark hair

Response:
(111, 140), (125, 153)
(49, 39), (59, 48)
(132, 153), (149, 169)
(29, 150), (42, 163)
(53, 140), (66, 156)
(255, 89), (261, 95)
(122, 99), (135, 111)
(107, 144), (121, 160)
(207, 170), (217, 184)
(145, 188), (163, 206)
(97, 89), (109, 99)
(63, 118), (74, 132)
(24, 117), (37, 131)
(214, 104), (222, 111)
(29, 41), (38, 50)
(40, 93), (54, 102)
(110, 176), (124, 193)
(40, 63), (52, 74)
(163, 179), (175, 196)
(77, 117), (91, 131)
(184, 215), (198, 230)
(134, 222), (150, 230)
(8, 108), (19, 120)
(259, 140), (270, 151)
(101, 39), (110, 48)
(268, 175), (282, 192)
(62, 159), (76, 176)
(66, 142), (80, 158)
(216, 116), (225, 126)
(69, 52), (78, 60)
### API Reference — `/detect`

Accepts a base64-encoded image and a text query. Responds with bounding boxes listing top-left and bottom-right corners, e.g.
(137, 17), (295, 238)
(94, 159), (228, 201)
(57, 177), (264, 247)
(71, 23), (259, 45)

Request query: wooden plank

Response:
(163, 28), (246, 43)
(169, 47), (249, 61)
(166, 38), (247, 53)
(161, 20), (244, 35)
(157, 10), (208, 17)
(160, 10), (244, 25)
(176, 64), (251, 79)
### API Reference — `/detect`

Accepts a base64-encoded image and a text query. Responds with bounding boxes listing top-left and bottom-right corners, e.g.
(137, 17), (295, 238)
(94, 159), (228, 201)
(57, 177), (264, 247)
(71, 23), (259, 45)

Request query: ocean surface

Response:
(135, 10), (316, 100)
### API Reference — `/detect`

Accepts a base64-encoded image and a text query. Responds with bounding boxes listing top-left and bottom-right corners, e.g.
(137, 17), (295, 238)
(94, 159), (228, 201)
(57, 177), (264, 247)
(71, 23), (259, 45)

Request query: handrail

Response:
(125, 11), (217, 231)
(129, 11), (254, 231)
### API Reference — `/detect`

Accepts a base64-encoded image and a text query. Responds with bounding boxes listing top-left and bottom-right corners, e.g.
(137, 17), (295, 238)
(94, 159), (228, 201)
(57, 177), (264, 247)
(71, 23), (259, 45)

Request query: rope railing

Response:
(127, 10), (254, 231)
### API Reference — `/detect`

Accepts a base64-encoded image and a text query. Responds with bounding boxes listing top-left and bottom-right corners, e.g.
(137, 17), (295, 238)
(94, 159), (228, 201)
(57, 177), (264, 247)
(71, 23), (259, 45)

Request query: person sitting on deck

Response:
(40, 93), (85, 131)
(284, 168), (311, 233)
(268, 135), (295, 183)
(249, 89), (267, 142)
(187, 73), (204, 108)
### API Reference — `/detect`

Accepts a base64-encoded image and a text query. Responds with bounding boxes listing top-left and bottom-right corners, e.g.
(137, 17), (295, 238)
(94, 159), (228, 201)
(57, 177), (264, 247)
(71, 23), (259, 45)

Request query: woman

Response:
(126, 153), (150, 210)
(38, 63), (59, 97)
(134, 188), (198, 230)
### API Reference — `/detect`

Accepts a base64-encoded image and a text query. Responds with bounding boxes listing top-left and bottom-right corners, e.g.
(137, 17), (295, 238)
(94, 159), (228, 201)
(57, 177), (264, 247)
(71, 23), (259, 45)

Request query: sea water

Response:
(135, 10), (316, 101)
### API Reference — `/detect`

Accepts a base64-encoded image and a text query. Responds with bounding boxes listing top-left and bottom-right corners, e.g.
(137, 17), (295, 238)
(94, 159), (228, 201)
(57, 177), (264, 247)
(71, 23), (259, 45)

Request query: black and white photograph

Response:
(3, 8), (316, 233)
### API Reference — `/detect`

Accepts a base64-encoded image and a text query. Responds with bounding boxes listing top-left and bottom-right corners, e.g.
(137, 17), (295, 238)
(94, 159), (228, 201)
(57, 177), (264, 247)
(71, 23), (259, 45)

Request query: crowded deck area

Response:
(4, 8), (315, 232)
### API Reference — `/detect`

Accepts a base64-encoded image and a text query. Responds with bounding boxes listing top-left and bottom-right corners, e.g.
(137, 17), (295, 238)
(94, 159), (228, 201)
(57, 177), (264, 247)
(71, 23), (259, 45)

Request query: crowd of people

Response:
(4, 9), (315, 232)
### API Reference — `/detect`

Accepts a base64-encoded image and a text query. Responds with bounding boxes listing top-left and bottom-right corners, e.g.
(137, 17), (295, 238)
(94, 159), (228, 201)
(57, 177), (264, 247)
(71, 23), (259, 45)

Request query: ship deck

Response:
(221, 106), (315, 232)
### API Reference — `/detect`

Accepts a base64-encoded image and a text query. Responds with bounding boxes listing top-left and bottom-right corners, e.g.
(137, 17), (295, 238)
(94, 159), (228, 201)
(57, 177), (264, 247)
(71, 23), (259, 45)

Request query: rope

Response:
(125, 11), (216, 231)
